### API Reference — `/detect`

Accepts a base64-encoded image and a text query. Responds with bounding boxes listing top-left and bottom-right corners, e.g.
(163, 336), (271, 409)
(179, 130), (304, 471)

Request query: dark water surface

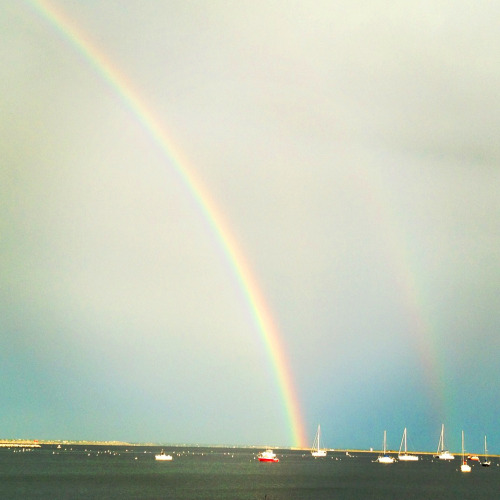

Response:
(0, 445), (498, 499)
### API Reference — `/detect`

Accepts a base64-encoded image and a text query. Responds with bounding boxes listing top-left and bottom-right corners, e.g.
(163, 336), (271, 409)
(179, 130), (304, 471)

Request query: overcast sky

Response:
(1, 1), (499, 452)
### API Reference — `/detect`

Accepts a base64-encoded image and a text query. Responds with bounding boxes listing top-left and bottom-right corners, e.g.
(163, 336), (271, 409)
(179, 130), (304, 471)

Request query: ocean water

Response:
(0, 445), (498, 499)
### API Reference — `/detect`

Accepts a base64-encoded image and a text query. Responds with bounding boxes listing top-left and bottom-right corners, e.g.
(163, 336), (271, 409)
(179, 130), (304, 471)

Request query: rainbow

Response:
(351, 166), (448, 419)
(28, 0), (308, 447)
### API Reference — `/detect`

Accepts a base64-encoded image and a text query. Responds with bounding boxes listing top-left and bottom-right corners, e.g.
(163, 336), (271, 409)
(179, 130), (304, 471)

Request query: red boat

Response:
(258, 449), (279, 462)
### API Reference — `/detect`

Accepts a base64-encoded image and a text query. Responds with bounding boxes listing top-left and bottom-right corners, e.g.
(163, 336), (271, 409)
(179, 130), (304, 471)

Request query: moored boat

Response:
(398, 427), (419, 461)
(258, 449), (279, 462)
(460, 431), (471, 473)
(481, 435), (491, 467)
(155, 450), (173, 461)
(434, 424), (454, 460)
(376, 430), (395, 464)
(311, 425), (327, 457)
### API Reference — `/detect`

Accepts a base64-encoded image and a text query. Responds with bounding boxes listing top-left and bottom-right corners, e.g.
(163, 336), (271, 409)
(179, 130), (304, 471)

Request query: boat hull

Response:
(461, 463), (471, 472)
(398, 454), (419, 461)
(258, 457), (279, 462)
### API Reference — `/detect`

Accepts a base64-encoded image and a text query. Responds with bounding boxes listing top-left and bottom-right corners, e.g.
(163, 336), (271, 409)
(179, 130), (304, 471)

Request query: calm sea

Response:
(0, 445), (497, 499)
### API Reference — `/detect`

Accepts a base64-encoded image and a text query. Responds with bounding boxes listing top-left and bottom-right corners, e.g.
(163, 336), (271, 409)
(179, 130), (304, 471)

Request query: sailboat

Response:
(460, 431), (471, 473)
(376, 430), (395, 463)
(481, 435), (491, 467)
(311, 425), (327, 457)
(434, 424), (454, 460)
(398, 427), (419, 461)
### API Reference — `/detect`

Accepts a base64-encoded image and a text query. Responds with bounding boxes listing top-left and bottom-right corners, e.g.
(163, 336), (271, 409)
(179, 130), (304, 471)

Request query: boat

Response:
(257, 449), (279, 462)
(376, 430), (395, 463)
(155, 450), (173, 461)
(311, 425), (327, 457)
(434, 424), (455, 460)
(398, 427), (419, 461)
(468, 454), (480, 462)
(481, 435), (491, 467)
(460, 431), (471, 473)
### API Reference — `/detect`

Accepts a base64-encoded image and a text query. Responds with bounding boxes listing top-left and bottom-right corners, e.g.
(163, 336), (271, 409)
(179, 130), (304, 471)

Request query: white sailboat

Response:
(460, 431), (471, 473)
(398, 427), (419, 461)
(434, 424), (454, 460)
(376, 430), (395, 463)
(481, 435), (491, 467)
(311, 424), (327, 457)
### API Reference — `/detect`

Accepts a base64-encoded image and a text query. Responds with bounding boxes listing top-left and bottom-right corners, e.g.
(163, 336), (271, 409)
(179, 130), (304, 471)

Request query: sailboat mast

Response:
(399, 428), (407, 455)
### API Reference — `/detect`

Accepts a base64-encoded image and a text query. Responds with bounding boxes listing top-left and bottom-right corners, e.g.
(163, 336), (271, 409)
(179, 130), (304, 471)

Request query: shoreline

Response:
(0, 440), (497, 457)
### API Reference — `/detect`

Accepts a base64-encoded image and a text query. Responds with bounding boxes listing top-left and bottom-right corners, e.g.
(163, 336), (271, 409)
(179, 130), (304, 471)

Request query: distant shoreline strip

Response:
(2, 441), (497, 457)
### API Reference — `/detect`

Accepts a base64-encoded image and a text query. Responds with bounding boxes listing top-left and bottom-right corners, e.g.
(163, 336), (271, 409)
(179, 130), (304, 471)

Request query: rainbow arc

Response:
(30, 0), (308, 448)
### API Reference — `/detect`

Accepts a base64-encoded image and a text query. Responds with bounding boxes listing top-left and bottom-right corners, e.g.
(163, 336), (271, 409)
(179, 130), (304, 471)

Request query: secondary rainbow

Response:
(29, 0), (308, 447)
(351, 167), (448, 419)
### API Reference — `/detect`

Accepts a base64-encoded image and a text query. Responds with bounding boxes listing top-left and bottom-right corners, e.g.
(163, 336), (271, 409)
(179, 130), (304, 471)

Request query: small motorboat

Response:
(155, 450), (173, 461)
(258, 449), (279, 462)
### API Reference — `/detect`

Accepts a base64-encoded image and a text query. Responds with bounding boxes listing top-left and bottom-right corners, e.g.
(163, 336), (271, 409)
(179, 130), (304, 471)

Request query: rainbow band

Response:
(29, 0), (307, 447)
(352, 170), (447, 420)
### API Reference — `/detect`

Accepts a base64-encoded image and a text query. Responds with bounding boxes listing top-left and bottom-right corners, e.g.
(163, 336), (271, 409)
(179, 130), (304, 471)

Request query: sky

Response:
(1, 0), (499, 453)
